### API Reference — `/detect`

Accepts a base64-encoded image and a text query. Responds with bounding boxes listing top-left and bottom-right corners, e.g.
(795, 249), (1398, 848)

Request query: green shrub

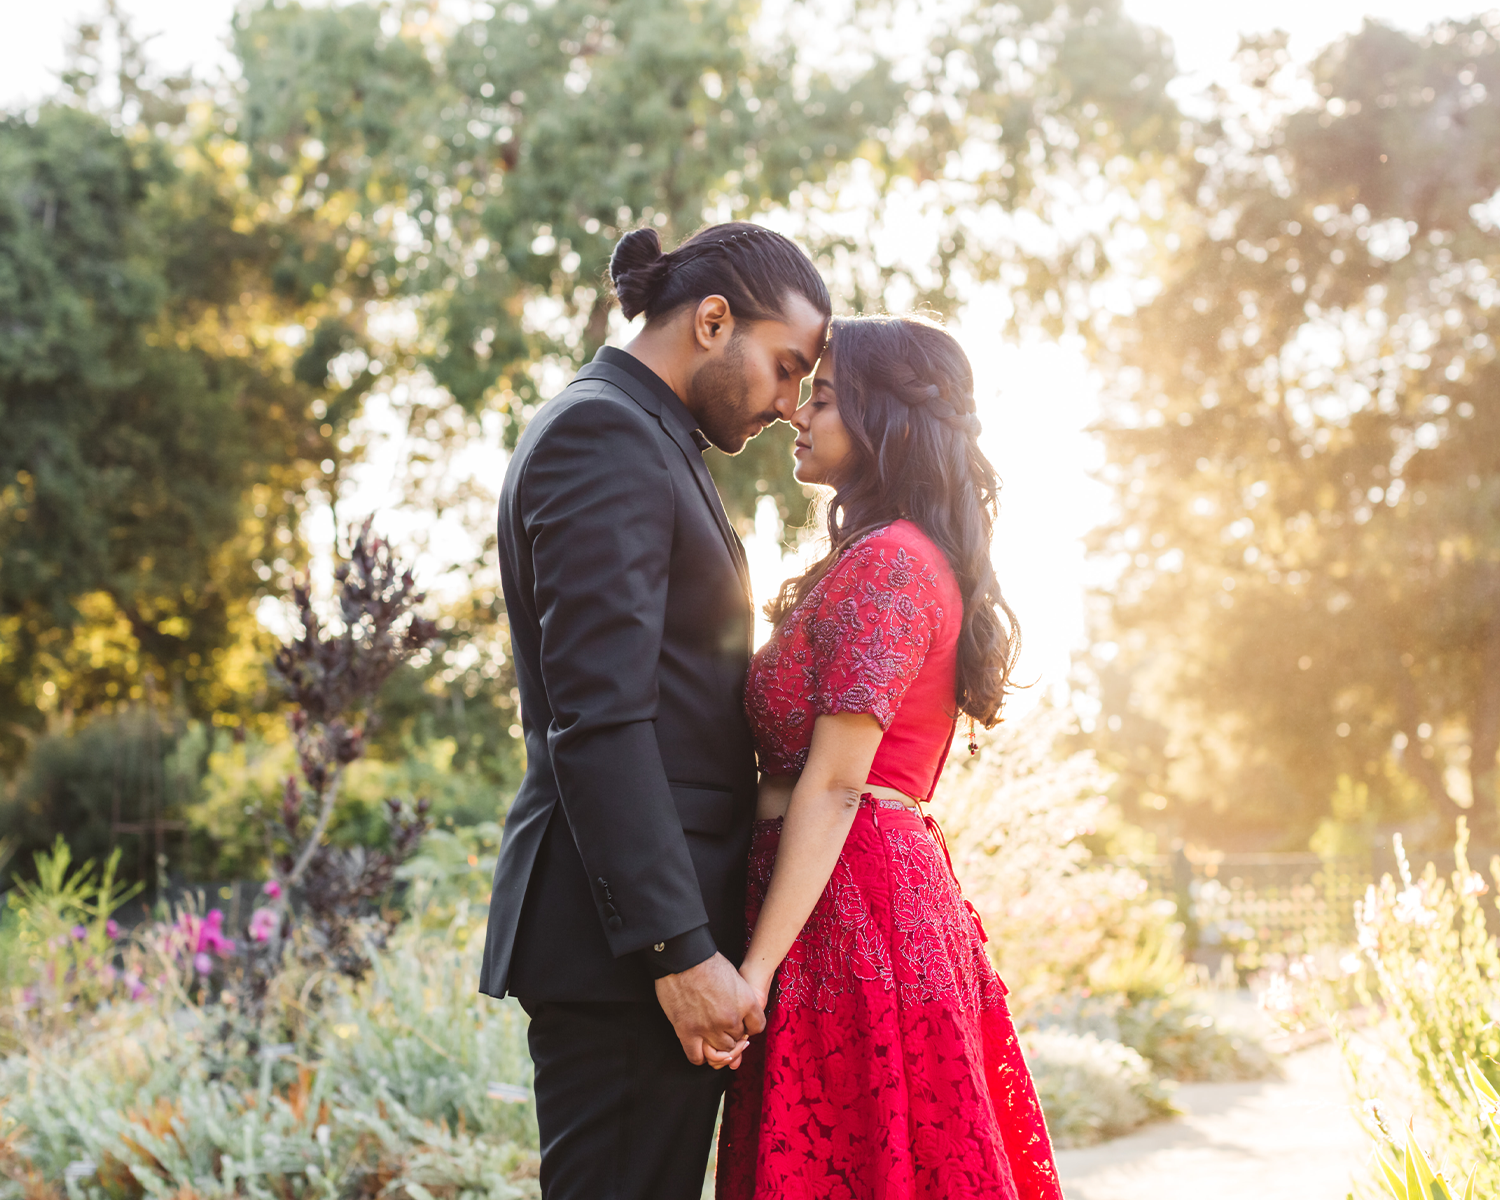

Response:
(0, 922), (539, 1200)
(1022, 1028), (1178, 1148)
(0, 711), (205, 890)
(1116, 996), (1276, 1082)
(1029, 992), (1277, 1082)
(186, 730), (508, 880)
(397, 824), (503, 936)
(317, 925), (536, 1149)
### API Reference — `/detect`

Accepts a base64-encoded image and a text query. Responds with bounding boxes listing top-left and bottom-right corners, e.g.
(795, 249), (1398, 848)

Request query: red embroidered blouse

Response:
(745, 520), (962, 799)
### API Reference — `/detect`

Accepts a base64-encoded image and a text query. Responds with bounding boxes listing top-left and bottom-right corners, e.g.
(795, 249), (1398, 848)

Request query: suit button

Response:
(653, 942), (666, 953)
(607, 916), (624, 932)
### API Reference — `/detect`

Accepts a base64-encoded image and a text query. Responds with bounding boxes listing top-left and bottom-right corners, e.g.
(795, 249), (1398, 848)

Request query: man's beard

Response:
(686, 333), (761, 454)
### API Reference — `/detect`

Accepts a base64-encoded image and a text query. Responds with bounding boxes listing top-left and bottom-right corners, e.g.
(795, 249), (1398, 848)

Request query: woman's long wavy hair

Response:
(767, 315), (1022, 726)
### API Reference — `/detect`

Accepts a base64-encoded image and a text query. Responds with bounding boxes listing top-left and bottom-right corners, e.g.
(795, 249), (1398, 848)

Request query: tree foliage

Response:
(1088, 17), (1500, 845)
(0, 97), (329, 767)
(1, 0), (1183, 786)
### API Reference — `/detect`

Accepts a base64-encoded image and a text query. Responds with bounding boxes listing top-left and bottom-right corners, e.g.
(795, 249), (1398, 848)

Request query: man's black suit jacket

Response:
(479, 347), (760, 1002)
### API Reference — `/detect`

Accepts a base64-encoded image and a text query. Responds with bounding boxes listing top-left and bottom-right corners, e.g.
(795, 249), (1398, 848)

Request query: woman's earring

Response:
(967, 716), (978, 756)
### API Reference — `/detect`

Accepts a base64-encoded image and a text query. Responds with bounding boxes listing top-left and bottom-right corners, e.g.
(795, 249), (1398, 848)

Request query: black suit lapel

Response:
(576, 361), (752, 597)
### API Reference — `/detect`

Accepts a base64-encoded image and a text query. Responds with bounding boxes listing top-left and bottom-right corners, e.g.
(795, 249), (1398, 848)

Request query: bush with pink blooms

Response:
(0, 528), (546, 1198)
(3, 524), (438, 1043)
(0, 838), (253, 1045)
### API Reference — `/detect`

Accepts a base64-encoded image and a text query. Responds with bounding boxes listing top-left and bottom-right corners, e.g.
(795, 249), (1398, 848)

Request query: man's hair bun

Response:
(607, 219), (830, 328)
(609, 228), (671, 320)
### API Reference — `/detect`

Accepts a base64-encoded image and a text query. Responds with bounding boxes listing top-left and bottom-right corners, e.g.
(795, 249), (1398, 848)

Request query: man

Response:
(480, 221), (830, 1199)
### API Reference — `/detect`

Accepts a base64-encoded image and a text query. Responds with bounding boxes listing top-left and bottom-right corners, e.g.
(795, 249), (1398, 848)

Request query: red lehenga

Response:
(717, 521), (1063, 1200)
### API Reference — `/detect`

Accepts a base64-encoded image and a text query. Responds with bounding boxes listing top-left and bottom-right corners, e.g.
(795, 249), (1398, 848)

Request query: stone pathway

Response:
(1055, 1040), (1371, 1199)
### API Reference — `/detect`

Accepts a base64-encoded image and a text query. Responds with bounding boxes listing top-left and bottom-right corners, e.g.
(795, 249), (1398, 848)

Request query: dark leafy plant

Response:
(242, 521), (438, 1008)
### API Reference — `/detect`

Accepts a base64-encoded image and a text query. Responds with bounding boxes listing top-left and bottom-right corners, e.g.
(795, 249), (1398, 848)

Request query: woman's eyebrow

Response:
(811, 376), (835, 392)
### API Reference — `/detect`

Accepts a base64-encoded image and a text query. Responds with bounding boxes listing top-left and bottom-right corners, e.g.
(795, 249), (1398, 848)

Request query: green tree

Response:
(232, 0), (1185, 523)
(2, 0), (1186, 808)
(0, 99), (321, 766)
(1088, 18), (1500, 845)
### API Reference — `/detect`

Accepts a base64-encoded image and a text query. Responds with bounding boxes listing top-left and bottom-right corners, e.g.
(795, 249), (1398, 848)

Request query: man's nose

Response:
(771, 387), (799, 422)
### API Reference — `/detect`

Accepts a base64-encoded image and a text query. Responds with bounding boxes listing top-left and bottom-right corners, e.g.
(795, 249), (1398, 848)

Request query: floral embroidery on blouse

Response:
(746, 527), (944, 775)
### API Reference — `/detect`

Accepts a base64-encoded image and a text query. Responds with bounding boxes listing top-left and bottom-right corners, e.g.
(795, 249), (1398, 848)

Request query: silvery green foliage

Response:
(1030, 992), (1277, 1083)
(0, 928), (538, 1199)
(1021, 1028), (1179, 1148)
(316, 929), (536, 1149)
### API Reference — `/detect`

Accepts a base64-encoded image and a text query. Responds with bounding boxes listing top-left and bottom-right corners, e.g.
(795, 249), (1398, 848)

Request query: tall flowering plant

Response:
(238, 520), (437, 1015)
(1, 840), (142, 1037)
(1334, 820), (1500, 1196)
(1, 843), (250, 1046)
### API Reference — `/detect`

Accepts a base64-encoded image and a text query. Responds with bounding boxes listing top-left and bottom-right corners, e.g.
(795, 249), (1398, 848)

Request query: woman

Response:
(716, 316), (1063, 1200)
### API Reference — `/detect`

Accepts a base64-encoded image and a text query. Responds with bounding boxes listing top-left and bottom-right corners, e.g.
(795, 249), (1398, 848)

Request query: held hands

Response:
(655, 952), (765, 1070)
(702, 965), (773, 1070)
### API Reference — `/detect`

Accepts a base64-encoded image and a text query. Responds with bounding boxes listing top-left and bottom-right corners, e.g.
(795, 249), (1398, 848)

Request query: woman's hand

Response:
(703, 1036), (751, 1070)
(740, 964), (773, 1014)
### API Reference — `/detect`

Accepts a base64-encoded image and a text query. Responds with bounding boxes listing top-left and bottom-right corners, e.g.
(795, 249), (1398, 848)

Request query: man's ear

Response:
(692, 294), (734, 352)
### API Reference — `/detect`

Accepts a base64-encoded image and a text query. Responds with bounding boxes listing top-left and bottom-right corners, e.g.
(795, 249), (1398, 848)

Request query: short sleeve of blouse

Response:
(807, 534), (946, 729)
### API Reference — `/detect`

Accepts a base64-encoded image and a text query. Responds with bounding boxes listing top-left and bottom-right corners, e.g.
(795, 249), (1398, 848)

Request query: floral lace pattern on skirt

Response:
(717, 802), (1064, 1200)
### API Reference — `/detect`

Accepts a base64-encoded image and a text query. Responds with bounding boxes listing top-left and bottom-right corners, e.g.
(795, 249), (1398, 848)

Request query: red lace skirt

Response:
(717, 800), (1063, 1200)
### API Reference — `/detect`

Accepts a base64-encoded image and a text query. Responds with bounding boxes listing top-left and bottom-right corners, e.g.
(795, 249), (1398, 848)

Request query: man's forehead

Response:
(760, 316), (826, 371)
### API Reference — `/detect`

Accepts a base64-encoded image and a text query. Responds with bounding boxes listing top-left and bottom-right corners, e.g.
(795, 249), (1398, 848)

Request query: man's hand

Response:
(655, 952), (766, 1067)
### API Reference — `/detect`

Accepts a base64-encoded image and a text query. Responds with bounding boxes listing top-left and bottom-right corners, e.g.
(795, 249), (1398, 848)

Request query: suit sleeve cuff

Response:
(640, 924), (717, 978)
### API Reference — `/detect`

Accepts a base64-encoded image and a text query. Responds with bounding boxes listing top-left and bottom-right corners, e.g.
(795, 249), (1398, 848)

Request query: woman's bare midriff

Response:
(756, 774), (920, 820)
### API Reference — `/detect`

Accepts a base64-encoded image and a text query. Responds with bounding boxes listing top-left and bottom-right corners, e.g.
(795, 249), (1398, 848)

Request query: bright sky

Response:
(4, 0), (1489, 707)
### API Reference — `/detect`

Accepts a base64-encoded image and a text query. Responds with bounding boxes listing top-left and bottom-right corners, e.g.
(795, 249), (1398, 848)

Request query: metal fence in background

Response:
(1127, 844), (1500, 976)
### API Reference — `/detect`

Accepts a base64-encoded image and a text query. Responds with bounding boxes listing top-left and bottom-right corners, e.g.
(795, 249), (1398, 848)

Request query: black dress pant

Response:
(521, 999), (728, 1200)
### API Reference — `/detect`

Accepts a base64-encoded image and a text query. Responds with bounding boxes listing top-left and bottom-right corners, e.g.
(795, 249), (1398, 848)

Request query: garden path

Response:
(1055, 1040), (1370, 1200)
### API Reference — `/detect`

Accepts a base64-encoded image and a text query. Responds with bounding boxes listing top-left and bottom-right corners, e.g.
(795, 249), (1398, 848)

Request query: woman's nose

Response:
(790, 402), (811, 431)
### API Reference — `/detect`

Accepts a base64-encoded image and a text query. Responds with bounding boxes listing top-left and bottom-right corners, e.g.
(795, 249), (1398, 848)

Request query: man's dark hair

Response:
(608, 221), (831, 325)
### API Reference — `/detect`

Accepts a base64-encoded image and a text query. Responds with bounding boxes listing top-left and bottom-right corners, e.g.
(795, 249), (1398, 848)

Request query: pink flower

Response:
(262, 879), (283, 900)
(105, 919), (120, 940)
(71, 925), (88, 941)
(123, 972), (145, 1000)
(248, 908), (279, 943)
(193, 952), (214, 976)
(196, 910), (236, 957)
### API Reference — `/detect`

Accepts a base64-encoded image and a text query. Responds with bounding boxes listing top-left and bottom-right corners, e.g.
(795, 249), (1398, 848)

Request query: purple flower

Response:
(193, 952), (214, 976)
(70, 925), (88, 941)
(105, 919), (120, 940)
(262, 879), (283, 900)
(123, 972), (145, 1000)
(248, 908), (279, 943)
